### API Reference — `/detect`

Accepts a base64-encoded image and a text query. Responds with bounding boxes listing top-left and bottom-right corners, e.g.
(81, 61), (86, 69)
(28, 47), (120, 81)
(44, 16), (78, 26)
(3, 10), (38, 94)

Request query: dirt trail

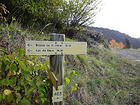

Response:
(114, 49), (140, 62)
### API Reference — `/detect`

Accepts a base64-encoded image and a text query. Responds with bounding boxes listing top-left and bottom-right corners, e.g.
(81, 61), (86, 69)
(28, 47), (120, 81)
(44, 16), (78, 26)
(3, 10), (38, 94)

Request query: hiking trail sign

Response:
(26, 41), (87, 55)
(25, 33), (87, 105)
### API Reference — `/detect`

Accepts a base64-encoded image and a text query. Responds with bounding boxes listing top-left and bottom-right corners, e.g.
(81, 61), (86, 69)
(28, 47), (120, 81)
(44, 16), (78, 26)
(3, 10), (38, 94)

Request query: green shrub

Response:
(0, 48), (50, 105)
(1, 0), (101, 34)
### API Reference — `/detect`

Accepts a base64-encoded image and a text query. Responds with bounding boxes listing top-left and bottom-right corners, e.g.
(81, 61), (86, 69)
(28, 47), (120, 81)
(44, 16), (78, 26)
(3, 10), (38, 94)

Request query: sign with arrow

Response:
(25, 34), (87, 104)
(26, 41), (87, 55)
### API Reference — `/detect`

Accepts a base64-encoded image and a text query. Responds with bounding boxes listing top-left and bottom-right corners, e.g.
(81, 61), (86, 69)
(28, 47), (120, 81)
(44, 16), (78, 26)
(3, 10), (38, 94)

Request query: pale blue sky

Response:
(93, 0), (140, 38)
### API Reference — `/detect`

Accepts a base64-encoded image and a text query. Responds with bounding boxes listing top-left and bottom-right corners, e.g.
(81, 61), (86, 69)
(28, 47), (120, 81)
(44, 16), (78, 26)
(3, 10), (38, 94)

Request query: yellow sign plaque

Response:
(25, 41), (87, 55)
(46, 65), (58, 90)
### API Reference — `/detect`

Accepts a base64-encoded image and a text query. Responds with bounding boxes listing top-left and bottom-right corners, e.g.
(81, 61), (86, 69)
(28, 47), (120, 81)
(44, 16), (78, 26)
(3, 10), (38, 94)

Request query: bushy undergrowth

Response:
(0, 24), (79, 105)
(0, 48), (51, 105)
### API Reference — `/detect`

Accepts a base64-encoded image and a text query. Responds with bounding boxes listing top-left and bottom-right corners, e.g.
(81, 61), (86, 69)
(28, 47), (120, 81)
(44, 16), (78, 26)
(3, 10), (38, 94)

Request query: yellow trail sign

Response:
(26, 41), (87, 55)
(46, 65), (58, 90)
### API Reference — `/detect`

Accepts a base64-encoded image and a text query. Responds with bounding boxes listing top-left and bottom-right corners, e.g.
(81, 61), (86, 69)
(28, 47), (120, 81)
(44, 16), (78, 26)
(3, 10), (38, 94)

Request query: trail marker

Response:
(26, 41), (87, 55)
(52, 85), (63, 103)
(46, 65), (58, 90)
(25, 33), (87, 105)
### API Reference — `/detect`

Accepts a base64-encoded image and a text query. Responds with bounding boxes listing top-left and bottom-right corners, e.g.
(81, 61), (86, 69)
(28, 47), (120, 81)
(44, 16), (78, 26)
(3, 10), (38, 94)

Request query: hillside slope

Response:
(65, 46), (140, 105)
(88, 27), (140, 48)
(0, 24), (140, 105)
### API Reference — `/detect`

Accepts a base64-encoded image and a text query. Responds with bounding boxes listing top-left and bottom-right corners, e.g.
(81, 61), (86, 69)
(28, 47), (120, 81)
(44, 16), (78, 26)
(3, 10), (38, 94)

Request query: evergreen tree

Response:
(125, 38), (132, 48)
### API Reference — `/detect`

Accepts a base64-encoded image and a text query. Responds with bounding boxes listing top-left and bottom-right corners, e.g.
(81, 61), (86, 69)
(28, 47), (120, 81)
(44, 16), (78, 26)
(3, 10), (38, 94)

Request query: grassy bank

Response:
(65, 47), (140, 105)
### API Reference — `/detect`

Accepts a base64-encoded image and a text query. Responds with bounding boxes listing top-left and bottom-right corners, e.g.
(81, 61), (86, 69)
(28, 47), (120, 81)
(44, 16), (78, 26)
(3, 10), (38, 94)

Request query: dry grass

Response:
(65, 46), (140, 105)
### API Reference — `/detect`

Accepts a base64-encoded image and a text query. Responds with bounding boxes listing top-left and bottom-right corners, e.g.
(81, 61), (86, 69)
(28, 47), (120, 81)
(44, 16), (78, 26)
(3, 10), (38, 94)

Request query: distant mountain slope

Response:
(88, 27), (140, 48)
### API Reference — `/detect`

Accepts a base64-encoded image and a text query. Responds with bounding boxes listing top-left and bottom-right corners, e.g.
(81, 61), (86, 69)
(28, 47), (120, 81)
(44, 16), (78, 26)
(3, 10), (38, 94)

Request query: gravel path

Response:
(115, 49), (140, 62)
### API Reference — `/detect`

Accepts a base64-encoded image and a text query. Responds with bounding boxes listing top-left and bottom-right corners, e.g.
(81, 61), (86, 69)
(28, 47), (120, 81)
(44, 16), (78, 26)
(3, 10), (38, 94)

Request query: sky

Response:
(93, 0), (140, 38)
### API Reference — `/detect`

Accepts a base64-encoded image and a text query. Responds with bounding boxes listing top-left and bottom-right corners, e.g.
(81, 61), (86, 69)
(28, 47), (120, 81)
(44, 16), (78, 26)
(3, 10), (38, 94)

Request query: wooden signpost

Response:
(26, 41), (87, 55)
(25, 33), (87, 105)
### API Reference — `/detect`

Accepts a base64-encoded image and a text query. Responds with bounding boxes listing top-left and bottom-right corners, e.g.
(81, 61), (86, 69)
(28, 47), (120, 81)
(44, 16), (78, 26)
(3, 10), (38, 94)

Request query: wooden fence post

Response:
(50, 33), (65, 105)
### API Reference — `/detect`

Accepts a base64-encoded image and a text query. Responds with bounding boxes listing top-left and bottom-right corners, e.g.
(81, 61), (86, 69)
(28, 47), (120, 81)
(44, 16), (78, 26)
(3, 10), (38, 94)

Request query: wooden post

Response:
(25, 33), (87, 104)
(50, 33), (65, 105)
